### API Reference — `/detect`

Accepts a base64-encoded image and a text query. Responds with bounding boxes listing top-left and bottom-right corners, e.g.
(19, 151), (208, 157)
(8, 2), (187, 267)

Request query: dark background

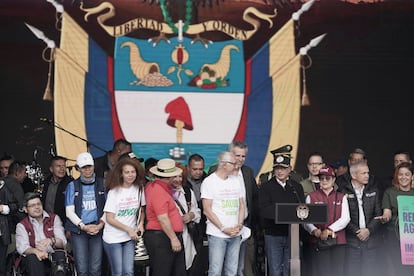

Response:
(1, 0), (413, 178)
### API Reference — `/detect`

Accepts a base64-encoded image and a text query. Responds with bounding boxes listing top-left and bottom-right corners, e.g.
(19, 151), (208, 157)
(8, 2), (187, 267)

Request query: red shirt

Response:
(145, 180), (183, 232)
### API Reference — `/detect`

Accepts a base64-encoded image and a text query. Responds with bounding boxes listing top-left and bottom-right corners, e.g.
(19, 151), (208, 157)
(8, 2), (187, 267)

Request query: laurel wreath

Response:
(159, 0), (193, 33)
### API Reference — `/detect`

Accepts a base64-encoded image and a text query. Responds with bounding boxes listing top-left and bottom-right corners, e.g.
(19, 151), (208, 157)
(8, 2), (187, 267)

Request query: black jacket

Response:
(0, 179), (18, 244)
(94, 153), (110, 178)
(338, 178), (383, 249)
(4, 175), (26, 231)
(41, 174), (74, 225)
(185, 172), (208, 240)
(259, 177), (305, 236)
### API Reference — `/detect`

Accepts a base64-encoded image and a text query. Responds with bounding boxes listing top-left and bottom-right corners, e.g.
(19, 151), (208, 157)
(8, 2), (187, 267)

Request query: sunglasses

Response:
(319, 176), (333, 181)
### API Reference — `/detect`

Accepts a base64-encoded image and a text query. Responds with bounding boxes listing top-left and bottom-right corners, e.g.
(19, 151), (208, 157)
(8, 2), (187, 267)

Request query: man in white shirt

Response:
(201, 151), (245, 276)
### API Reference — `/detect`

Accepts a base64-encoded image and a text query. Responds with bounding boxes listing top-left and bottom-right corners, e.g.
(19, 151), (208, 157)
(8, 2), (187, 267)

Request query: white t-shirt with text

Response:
(201, 173), (243, 238)
(103, 185), (145, 243)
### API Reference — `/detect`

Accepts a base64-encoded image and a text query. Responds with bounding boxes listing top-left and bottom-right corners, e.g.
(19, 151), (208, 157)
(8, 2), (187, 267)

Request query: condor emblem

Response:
(296, 204), (309, 220)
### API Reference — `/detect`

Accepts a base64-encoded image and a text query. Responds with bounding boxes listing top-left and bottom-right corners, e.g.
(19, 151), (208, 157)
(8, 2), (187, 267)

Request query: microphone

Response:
(50, 144), (55, 157)
(287, 181), (304, 204)
(33, 148), (38, 162)
(39, 117), (53, 124)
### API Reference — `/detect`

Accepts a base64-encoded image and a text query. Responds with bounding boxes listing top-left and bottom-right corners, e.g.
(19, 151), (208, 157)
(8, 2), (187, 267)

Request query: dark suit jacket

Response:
(94, 153), (110, 178)
(208, 164), (259, 228)
(259, 177), (305, 236)
(4, 175), (26, 231)
(41, 174), (74, 225)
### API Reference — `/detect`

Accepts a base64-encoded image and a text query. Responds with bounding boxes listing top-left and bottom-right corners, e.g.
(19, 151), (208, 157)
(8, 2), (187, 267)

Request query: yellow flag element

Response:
(54, 13), (90, 176)
(269, 19), (296, 76)
(256, 18), (300, 181)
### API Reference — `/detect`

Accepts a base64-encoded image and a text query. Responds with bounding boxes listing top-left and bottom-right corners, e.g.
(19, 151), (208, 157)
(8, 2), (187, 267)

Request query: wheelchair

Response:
(9, 249), (77, 276)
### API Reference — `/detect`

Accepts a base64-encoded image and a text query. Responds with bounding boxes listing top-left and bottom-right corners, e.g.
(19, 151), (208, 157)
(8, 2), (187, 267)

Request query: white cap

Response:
(76, 152), (94, 168)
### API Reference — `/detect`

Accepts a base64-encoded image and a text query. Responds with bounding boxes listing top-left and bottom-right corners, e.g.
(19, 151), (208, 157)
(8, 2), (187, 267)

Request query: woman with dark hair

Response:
(171, 163), (201, 272)
(103, 158), (146, 276)
(377, 162), (414, 276)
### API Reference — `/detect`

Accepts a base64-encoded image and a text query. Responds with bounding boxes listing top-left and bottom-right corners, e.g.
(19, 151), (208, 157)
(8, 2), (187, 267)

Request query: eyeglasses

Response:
(319, 176), (333, 181)
(224, 161), (236, 166)
(308, 162), (323, 167)
(350, 158), (364, 163)
(26, 202), (42, 208)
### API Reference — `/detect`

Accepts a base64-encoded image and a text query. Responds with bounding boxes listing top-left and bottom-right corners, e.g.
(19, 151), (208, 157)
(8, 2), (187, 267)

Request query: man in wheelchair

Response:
(15, 192), (68, 275)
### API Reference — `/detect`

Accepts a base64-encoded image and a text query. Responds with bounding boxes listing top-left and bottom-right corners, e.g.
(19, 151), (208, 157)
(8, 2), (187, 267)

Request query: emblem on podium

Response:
(296, 204), (309, 220)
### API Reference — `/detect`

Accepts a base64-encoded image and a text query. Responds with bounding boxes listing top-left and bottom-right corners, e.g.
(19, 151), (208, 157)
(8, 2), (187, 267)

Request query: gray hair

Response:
(228, 141), (248, 153)
(349, 160), (368, 175)
(217, 151), (234, 168)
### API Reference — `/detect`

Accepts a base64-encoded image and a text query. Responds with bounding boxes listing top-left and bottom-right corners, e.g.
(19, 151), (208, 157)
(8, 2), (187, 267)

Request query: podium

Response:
(275, 203), (328, 276)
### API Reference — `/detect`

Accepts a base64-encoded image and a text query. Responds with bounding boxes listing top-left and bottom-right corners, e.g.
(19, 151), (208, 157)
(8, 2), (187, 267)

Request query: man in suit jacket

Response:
(208, 141), (259, 276)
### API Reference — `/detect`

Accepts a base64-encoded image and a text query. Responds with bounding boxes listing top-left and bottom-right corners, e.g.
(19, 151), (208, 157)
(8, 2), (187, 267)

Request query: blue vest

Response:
(65, 177), (106, 234)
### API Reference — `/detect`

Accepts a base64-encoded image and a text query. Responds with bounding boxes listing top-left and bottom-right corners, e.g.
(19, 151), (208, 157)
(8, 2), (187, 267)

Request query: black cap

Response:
(331, 158), (347, 169)
(127, 152), (144, 162)
(270, 145), (292, 168)
(118, 151), (144, 162)
(144, 157), (159, 171)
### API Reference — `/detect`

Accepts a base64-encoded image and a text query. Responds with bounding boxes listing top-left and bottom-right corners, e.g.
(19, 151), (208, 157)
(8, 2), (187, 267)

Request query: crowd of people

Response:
(0, 140), (413, 276)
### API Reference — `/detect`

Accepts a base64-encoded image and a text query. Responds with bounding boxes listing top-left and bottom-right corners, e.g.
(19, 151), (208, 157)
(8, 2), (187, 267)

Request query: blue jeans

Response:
(264, 235), (289, 276)
(70, 231), (103, 276)
(103, 240), (135, 276)
(237, 239), (247, 276)
(208, 235), (241, 276)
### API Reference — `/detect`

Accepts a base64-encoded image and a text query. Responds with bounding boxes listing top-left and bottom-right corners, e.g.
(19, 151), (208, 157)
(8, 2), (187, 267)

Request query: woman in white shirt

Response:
(102, 158), (146, 276)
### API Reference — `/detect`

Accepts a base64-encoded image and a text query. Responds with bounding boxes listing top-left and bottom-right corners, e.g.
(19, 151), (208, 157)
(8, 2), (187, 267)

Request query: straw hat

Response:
(149, 158), (182, 177)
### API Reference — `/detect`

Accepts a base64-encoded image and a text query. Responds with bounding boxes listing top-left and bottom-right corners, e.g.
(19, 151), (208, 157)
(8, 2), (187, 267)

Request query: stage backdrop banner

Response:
(398, 195), (414, 265)
(54, 12), (301, 178)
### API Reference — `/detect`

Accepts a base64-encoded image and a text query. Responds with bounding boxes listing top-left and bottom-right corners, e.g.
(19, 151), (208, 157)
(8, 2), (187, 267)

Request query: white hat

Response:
(149, 158), (182, 177)
(76, 152), (94, 168)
